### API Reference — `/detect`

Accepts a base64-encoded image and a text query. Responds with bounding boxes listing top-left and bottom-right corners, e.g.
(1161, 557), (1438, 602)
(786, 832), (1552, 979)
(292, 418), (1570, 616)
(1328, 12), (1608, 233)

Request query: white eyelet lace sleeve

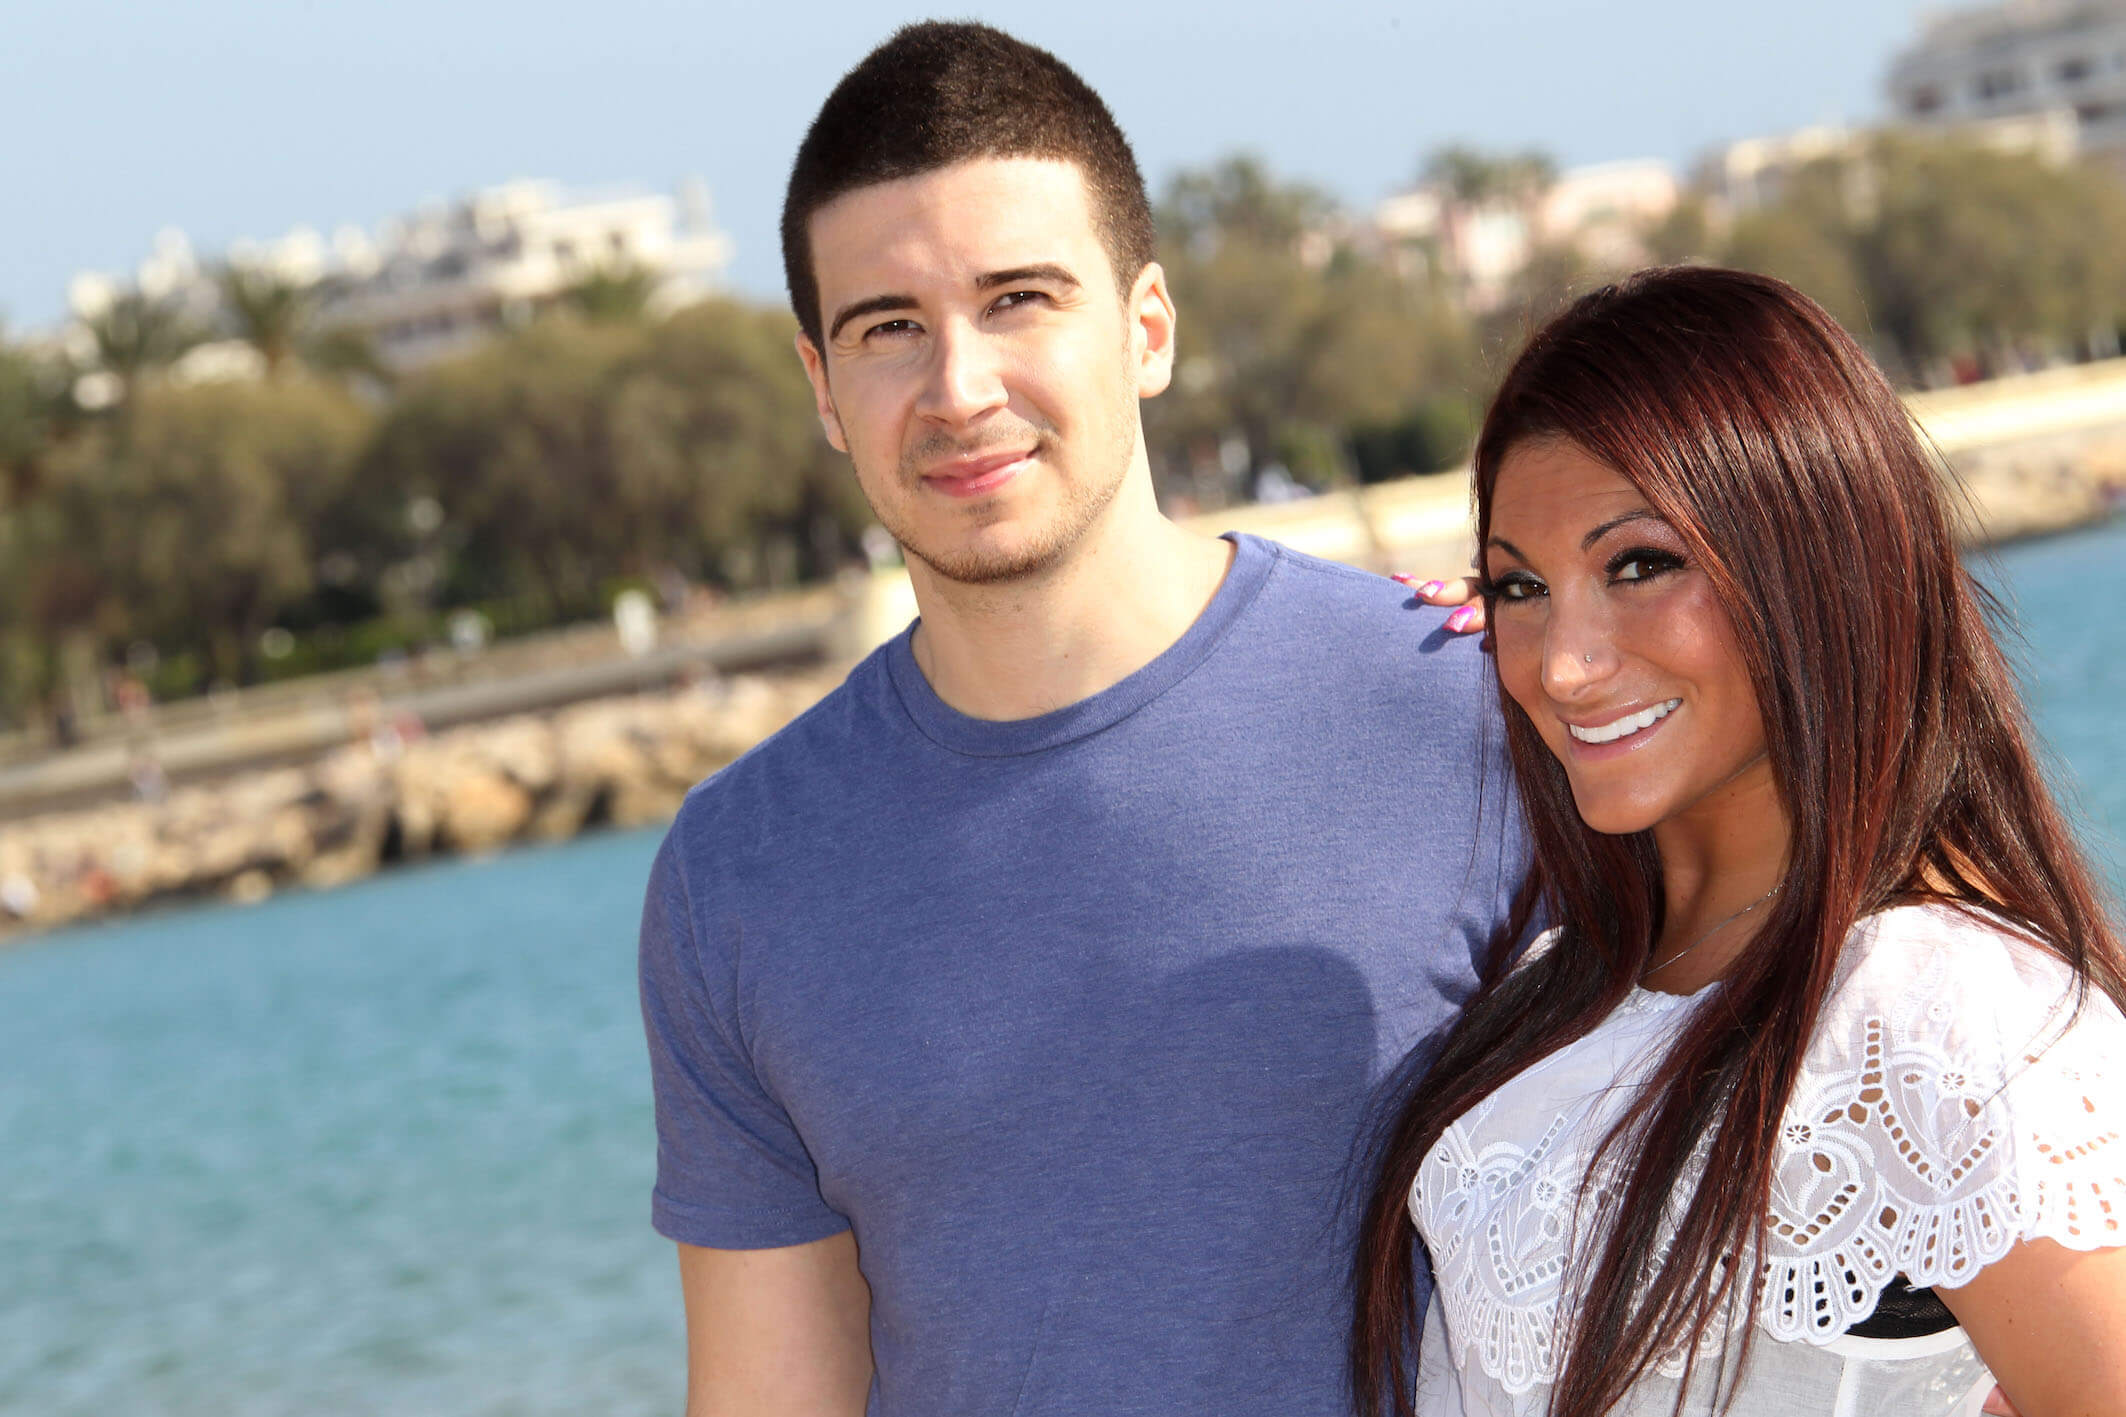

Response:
(1760, 904), (2126, 1343)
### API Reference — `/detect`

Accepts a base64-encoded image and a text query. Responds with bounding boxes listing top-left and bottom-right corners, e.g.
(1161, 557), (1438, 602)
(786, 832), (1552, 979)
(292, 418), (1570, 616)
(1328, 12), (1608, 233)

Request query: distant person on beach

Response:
(636, 20), (1516, 1416)
(1352, 268), (2126, 1417)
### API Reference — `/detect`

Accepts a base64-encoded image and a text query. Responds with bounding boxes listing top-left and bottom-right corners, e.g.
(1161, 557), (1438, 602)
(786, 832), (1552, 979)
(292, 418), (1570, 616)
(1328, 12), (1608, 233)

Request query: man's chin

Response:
(885, 467), (1126, 589)
(906, 532), (1070, 587)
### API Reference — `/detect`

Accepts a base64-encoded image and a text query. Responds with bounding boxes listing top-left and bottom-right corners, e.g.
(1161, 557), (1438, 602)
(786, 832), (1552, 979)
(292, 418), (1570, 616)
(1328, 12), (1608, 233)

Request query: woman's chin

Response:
(1567, 786), (1666, 838)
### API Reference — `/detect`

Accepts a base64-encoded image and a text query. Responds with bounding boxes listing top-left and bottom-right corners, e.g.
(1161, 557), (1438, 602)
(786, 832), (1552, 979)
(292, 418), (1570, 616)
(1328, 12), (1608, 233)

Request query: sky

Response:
(1, 0), (1945, 330)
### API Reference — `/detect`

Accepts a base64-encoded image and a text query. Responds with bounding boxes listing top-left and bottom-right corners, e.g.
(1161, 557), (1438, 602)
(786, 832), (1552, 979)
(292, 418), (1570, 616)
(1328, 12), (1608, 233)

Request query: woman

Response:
(1354, 267), (2126, 1416)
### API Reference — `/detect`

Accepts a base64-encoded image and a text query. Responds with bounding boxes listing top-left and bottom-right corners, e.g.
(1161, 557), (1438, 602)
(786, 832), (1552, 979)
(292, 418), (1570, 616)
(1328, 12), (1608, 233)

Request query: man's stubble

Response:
(858, 346), (1143, 588)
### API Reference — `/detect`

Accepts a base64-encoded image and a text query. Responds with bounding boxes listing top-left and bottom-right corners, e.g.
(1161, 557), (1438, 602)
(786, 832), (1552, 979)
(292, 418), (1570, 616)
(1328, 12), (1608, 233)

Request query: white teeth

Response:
(1568, 699), (1682, 745)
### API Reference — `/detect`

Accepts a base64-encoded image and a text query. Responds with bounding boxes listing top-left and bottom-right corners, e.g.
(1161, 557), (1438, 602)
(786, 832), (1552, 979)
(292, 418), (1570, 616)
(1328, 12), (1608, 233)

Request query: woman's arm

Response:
(1941, 1237), (2126, 1417)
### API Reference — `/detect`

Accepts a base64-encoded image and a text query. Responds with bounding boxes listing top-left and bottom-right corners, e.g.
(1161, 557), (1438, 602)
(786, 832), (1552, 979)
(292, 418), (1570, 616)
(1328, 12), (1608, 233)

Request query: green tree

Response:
(1421, 146), (1557, 206)
(216, 264), (393, 388)
(1149, 155), (1479, 503)
(364, 298), (866, 618)
(81, 290), (203, 403)
(616, 301), (869, 585)
(41, 377), (371, 683)
(218, 264), (309, 377)
(1719, 134), (2126, 381)
(0, 333), (73, 504)
(559, 263), (661, 324)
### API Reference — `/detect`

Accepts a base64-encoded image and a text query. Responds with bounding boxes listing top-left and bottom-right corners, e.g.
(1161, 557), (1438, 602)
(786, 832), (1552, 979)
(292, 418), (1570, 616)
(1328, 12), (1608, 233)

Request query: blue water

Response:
(0, 830), (680, 1416)
(2, 518), (2122, 1417)
(1978, 519), (2126, 874)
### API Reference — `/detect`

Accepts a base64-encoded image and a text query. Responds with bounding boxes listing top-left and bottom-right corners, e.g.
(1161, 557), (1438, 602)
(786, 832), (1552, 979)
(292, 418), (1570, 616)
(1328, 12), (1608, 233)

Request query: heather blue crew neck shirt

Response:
(640, 533), (1520, 1416)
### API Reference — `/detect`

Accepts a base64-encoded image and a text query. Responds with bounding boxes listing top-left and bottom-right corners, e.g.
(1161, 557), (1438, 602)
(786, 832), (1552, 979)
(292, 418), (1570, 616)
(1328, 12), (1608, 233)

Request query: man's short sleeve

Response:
(638, 826), (850, 1249)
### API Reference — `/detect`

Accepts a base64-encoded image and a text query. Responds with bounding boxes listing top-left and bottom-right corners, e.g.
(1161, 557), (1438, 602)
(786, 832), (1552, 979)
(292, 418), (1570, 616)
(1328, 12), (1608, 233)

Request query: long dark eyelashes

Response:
(1479, 571), (1541, 601)
(1604, 545), (1686, 579)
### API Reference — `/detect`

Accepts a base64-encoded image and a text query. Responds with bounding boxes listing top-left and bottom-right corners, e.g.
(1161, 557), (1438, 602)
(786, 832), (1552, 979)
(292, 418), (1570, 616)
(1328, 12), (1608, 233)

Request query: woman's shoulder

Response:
(1822, 901), (2107, 1052)
(1761, 900), (2126, 1345)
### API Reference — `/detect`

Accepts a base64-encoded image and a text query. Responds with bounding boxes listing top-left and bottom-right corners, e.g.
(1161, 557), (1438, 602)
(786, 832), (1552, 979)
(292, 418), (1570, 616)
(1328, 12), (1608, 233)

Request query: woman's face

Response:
(1483, 438), (1772, 837)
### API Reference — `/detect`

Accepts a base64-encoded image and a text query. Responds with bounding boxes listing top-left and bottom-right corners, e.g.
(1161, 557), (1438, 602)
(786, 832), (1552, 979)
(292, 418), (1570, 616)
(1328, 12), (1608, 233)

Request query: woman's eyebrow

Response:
(1484, 535), (1530, 563)
(1580, 508), (1665, 550)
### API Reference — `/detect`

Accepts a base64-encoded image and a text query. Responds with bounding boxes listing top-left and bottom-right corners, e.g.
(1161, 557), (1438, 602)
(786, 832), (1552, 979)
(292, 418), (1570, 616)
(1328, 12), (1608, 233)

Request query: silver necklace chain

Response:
(1644, 882), (1784, 978)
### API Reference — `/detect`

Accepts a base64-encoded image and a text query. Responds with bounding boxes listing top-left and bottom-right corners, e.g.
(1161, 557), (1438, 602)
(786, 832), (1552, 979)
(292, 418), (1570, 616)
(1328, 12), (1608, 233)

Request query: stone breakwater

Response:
(0, 671), (836, 942)
(5, 426), (2121, 945)
(1953, 431), (2126, 543)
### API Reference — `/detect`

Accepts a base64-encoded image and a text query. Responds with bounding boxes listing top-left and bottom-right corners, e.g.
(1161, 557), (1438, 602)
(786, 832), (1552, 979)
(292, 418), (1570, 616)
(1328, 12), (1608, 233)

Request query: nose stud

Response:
(1584, 653), (1593, 664)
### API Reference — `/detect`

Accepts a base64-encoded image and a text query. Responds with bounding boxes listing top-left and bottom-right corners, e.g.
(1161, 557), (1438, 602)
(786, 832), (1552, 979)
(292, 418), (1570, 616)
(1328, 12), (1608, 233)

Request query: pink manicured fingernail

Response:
(1390, 573), (1416, 584)
(1446, 606), (1476, 632)
(1418, 580), (1446, 598)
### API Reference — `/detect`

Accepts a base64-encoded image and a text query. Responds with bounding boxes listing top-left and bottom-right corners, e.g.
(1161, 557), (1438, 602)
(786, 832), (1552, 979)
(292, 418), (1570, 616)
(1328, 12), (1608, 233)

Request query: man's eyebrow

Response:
(1580, 508), (1665, 550)
(828, 293), (918, 343)
(825, 265), (1082, 343)
(977, 263), (1080, 292)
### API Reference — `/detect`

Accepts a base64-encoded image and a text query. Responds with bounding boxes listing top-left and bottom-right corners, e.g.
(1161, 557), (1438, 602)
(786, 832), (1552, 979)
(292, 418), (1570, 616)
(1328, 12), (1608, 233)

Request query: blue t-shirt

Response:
(639, 533), (1520, 1415)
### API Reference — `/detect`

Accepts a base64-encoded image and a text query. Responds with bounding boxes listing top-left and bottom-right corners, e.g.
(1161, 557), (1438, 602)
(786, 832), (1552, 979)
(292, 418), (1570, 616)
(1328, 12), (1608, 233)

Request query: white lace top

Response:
(1409, 904), (2126, 1417)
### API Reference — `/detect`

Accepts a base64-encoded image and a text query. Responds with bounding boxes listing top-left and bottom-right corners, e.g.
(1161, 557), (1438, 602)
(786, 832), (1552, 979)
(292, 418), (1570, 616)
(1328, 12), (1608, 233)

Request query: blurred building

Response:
(1703, 124), (1863, 214)
(317, 179), (733, 370)
(1370, 159), (1679, 311)
(1888, 0), (2126, 171)
(1703, 105), (2080, 219)
(65, 178), (734, 376)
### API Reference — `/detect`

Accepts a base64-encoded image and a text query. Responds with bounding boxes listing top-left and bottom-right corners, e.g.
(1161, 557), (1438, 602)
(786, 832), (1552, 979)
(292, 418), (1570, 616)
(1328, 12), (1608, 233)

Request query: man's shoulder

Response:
(665, 647), (895, 850)
(1237, 535), (1488, 697)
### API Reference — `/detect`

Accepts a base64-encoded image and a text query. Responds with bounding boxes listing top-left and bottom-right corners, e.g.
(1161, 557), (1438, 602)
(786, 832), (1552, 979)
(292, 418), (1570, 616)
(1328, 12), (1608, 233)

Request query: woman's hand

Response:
(1392, 573), (1486, 634)
(1982, 1386), (2023, 1415)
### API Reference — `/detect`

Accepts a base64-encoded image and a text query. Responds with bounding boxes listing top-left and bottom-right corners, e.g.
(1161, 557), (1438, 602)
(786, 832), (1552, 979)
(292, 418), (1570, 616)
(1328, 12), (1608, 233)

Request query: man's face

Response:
(797, 157), (1173, 585)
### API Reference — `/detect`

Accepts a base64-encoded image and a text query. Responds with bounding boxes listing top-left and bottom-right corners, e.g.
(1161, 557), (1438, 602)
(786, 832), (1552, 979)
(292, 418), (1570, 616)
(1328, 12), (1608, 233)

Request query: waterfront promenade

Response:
(3, 357), (2123, 941)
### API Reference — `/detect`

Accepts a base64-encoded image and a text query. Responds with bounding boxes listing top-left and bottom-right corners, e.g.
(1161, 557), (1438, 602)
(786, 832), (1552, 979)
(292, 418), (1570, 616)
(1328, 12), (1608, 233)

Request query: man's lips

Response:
(921, 450), (1034, 499)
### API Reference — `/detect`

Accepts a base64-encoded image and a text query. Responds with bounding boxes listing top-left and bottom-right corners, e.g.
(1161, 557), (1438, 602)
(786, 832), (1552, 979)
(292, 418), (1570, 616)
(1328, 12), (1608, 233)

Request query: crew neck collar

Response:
(884, 532), (1275, 758)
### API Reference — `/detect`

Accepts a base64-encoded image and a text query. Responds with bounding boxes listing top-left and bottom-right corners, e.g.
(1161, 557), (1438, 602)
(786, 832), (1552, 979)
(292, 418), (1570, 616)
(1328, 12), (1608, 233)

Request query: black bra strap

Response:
(1844, 1275), (1958, 1339)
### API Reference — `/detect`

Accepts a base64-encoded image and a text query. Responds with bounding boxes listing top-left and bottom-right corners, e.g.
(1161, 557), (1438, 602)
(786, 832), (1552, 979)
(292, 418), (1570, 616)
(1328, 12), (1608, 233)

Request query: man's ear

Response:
(794, 332), (849, 453)
(1130, 260), (1177, 400)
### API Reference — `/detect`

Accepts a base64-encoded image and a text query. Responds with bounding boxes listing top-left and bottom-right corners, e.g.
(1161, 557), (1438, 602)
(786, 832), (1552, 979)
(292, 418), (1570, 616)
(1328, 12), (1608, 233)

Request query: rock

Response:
(478, 717), (560, 794)
(226, 869), (274, 905)
(1, 664), (863, 941)
(437, 766), (535, 853)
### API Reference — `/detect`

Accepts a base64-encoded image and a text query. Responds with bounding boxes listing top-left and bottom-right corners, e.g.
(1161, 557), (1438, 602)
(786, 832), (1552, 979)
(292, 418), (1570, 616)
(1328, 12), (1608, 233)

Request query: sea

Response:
(3, 517), (2122, 1416)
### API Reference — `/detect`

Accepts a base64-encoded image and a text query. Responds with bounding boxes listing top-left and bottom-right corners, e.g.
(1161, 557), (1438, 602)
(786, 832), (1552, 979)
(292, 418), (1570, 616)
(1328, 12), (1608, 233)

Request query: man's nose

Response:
(917, 320), (1008, 426)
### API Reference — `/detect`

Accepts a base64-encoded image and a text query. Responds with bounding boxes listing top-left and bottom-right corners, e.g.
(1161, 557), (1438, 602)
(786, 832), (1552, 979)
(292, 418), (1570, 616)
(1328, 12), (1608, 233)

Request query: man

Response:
(639, 22), (1518, 1415)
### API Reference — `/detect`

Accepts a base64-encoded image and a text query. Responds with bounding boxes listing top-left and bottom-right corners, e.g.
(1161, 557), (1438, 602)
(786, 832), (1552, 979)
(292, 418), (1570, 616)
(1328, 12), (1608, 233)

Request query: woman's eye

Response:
(1488, 574), (1545, 602)
(1609, 550), (1684, 584)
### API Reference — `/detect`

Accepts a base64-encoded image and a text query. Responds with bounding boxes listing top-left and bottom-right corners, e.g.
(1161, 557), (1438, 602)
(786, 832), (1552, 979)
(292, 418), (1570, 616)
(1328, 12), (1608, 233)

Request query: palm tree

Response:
(1421, 146), (1556, 207)
(218, 264), (309, 377)
(83, 291), (202, 401)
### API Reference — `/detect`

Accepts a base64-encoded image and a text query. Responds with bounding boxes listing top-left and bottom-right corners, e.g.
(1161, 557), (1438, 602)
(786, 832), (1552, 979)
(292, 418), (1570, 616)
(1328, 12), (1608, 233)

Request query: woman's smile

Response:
(1562, 697), (1683, 747)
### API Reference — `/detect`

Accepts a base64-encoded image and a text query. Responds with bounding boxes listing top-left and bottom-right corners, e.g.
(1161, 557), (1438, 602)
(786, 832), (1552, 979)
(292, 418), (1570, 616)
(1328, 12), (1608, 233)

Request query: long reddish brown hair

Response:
(1351, 266), (2125, 1416)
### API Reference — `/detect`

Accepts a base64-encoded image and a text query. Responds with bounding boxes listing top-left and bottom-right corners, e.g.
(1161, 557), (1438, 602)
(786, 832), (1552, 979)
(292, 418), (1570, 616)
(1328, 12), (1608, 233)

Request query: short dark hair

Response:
(780, 21), (1157, 348)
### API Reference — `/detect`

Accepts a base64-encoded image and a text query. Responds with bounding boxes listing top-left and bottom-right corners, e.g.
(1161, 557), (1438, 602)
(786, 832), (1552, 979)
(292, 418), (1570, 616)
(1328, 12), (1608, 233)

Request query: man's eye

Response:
(865, 319), (920, 340)
(990, 290), (1046, 313)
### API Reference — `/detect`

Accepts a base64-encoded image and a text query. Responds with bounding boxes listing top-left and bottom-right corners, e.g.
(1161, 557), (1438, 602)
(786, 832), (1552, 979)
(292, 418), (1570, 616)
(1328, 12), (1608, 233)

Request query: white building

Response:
(318, 179), (733, 370)
(65, 178), (734, 376)
(1887, 0), (2126, 169)
(1535, 160), (1681, 270)
(1703, 124), (1862, 214)
(1370, 159), (1679, 312)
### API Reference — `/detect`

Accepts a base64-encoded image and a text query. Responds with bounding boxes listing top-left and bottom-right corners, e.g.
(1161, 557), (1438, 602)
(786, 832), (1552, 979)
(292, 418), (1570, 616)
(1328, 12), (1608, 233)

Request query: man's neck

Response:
(906, 485), (1235, 721)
